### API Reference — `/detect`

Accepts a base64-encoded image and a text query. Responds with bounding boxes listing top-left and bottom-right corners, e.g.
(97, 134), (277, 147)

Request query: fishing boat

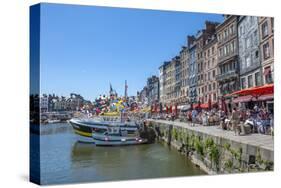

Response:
(69, 116), (147, 146)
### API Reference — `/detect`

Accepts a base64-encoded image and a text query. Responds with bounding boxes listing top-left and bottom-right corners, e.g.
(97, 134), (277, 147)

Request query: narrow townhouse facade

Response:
(173, 56), (181, 104)
(258, 17), (274, 85)
(147, 75), (160, 105)
(187, 35), (197, 103)
(238, 16), (262, 90)
(163, 60), (174, 105)
(216, 15), (239, 110)
(202, 34), (218, 104)
(179, 46), (189, 105)
(196, 21), (218, 104)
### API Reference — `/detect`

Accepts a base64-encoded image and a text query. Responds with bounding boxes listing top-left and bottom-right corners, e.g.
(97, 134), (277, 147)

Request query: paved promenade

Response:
(149, 119), (274, 151)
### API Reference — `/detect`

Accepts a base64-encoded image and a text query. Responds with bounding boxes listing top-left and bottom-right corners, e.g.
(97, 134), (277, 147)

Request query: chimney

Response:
(187, 35), (196, 48)
(205, 21), (218, 34)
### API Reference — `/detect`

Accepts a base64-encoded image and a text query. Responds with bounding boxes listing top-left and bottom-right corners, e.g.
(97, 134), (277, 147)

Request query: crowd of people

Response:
(151, 104), (274, 136)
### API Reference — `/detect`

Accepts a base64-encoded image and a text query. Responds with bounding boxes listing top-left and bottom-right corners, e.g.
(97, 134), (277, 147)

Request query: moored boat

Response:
(69, 117), (147, 146)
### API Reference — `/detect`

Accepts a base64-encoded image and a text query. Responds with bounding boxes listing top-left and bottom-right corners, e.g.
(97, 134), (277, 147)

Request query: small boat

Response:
(47, 119), (61, 124)
(69, 117), (147, 146)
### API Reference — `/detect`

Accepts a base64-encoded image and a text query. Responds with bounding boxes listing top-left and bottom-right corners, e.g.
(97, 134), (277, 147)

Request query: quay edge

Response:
(147, 119), (274, 175)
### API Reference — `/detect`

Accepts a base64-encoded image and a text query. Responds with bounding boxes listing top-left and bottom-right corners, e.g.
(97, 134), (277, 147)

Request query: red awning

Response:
(233, 95), (256, 103)
(199, 102), (216, 109)
(200, 103), (209, 109)
(233, 93), (274, 103)
(257, 93), (274, 101)
(231, 84), (274, 97)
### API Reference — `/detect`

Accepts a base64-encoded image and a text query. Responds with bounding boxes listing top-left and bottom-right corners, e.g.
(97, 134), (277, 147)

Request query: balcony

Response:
(216, 70), (238, 82)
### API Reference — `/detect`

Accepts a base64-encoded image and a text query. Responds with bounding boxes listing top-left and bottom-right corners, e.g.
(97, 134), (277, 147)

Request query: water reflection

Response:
(38, 123), (205, 185)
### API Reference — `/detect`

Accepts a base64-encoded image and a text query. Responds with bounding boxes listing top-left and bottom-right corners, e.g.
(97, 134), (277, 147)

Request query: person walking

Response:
(231, 107), (240, 136)
(191, 109), (198, 126)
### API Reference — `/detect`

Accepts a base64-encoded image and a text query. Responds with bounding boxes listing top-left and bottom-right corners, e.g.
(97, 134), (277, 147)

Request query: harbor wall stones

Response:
(148, 120), (274, 174)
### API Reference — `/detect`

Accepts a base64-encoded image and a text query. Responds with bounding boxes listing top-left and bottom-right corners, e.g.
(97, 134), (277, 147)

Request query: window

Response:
(212, 47), (215, 55)
(263, 42), (270, 59)
(212, 70), (216, 78)
(213, 93), (217, 101)
(230, 42), (234, 52)
(246, 37), (251, 49)
(241, 78), (246, 89)
(208, 72), (211, 80)
(246, 56), (251, 67)
(248, 75), (253, 88)
(255, 72), (261, 86)
(262, 21), (269, 38)
(213, 83), (216, 90)
(264, 66), (273, 84)
(219, 48), (223, 57)
(209, 84), (212, 91)
(255, 50), (259, 58)
(254, 30), (258, 45)
(230, 25), (234, 34)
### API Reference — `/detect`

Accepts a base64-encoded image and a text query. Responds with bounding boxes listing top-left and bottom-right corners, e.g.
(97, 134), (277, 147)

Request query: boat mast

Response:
(124, 80), (128, 101)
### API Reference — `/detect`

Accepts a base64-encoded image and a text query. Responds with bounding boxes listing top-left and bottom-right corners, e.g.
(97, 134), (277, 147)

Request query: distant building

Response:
(147, 75), (159, 105)
(66, 93), (84, 111)
(40, 94), (48, 112)
(258, 17), (274, 85)
(139, 86), (148, 105)
(53, 96), (67, 111)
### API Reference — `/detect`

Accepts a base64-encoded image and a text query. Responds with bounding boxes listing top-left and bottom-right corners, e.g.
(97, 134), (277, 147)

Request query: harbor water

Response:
(35, 123), (205, 185)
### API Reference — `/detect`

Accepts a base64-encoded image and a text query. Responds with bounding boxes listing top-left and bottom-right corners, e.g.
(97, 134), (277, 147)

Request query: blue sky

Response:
(40, 3), (223, 100)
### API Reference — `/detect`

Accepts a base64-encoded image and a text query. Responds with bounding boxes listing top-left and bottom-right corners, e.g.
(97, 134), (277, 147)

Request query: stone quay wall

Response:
(148, 119), (274, 174)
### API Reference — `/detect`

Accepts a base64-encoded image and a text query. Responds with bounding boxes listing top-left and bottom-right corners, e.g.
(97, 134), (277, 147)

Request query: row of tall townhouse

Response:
(157, 15), (273, 108)
(196, 21), (219, 104)
(216, 15), (239, 109)
(259, 17), (274, 85)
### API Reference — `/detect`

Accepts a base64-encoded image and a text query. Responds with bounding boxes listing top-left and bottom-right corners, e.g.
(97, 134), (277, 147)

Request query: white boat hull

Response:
(69, 118), (147, 146)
